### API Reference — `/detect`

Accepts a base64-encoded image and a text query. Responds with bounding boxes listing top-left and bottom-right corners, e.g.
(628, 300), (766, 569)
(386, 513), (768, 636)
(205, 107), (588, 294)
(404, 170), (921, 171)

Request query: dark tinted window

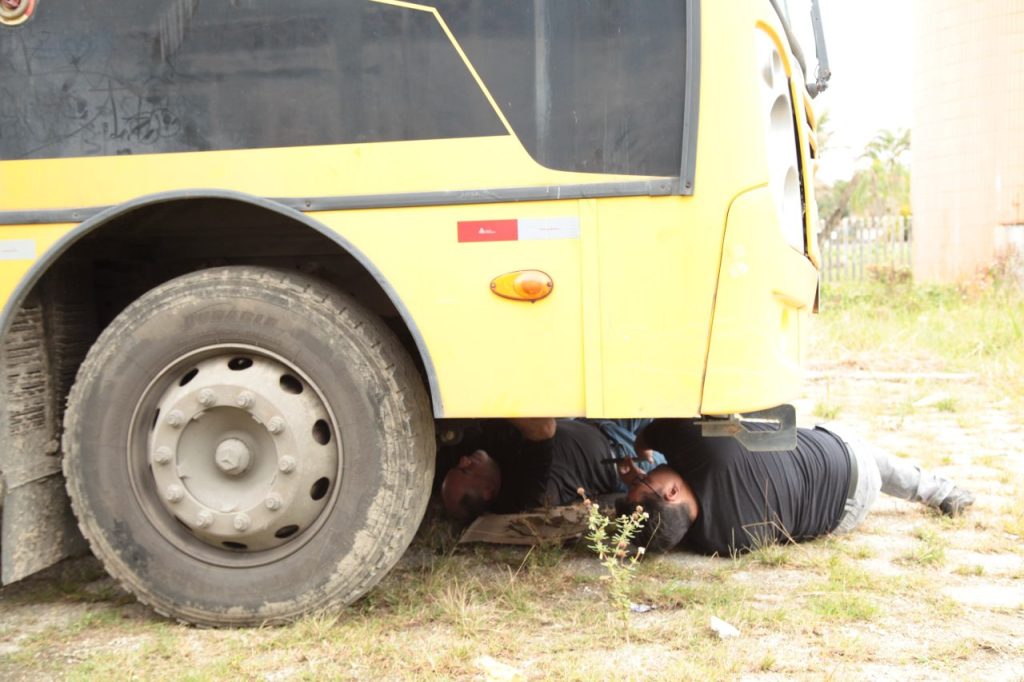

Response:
(1, 0), (688, 178)
(0, 1), (504, 159)
(439, 0), (688, 176)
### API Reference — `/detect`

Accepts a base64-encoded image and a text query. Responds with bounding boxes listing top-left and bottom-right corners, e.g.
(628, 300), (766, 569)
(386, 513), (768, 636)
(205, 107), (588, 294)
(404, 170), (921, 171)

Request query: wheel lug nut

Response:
(196, 511), (213, 528)
(165, 485), (184, 503)
(235, 391), (254, 408)
(264, 493), (283, 511)
(166, 410), (185, 428)
(233, 513), (251, 531)
(214, 438), (251, 476)
(198, 389), (217, 407)
(278, 456), (296, 474)
(153, 446), (172, 465)
(267, 416), (285, 434)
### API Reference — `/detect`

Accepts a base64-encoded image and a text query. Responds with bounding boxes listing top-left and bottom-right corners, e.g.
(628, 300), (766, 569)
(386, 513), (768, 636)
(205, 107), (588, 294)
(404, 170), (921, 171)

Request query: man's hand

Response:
(508, 418), (557, 442)
(633, 427), (655, 463)
(617, 457), (644, 485)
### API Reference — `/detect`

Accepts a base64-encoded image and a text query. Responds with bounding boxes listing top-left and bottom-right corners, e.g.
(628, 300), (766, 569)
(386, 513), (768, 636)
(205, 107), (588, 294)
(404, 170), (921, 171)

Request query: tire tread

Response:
(63, 266), (434, 626)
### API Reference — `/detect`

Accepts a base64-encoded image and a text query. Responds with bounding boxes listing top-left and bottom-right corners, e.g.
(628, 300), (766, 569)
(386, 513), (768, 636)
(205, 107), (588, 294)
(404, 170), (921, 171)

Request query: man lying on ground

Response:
(441, 418), (665, 522)
(616, 419), (975, 553)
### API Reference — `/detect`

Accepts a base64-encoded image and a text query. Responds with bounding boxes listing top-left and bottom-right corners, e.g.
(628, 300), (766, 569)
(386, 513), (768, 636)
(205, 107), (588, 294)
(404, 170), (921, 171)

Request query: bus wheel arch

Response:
(0, 192), (441, 592)
(2, 191), (441, 414)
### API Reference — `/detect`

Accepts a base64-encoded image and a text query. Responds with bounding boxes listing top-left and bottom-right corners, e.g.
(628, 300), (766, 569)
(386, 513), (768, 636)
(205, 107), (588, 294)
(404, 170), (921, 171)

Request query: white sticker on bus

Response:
(517, 217), (580, 241)
(0, 239), (35, 260)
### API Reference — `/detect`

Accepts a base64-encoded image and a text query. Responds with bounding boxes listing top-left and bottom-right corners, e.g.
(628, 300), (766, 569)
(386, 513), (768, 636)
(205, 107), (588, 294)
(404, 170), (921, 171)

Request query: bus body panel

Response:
(0, 0), (820, 419)
(701, 186), (818, 413)
(0, 0), (826, 594)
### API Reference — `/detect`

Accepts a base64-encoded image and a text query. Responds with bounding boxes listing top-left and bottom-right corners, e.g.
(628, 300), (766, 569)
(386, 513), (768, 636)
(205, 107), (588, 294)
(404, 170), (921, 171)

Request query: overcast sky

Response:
(798, 0), (914, 183)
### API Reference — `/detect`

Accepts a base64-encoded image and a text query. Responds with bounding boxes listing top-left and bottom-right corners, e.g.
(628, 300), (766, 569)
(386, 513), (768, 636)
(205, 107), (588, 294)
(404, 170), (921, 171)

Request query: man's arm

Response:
(633, 427), (655, 463)
(508, 418), (557, 442)
(634, 419), (703, 460)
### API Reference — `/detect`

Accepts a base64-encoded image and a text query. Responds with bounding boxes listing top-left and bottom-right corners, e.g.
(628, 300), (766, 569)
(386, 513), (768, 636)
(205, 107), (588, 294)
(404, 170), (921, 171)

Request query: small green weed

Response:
(813, 400), (843, 421)
(744, 538), (796, 567)
(974, 454), (1008, 471)
(896, 526), (947, 566)
(582, 492), (648, 616)
(799, 556), (883, 623)
(952, 564), (985, 577)
(757, 652), (777, 671)
(1002, 487), (1024, 538)
(813, 377), (843, 420)
(808, 592), (878, 621)
(841, 543), (876, 560)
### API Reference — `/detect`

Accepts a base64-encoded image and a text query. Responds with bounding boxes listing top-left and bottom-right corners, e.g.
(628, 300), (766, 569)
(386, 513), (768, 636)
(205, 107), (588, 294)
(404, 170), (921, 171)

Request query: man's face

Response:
(625, 465), (685, 506)
(442, 449), (501, 518)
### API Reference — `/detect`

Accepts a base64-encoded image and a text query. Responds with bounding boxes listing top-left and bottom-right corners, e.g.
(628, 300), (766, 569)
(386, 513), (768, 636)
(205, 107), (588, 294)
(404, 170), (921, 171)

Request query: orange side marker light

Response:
(490, 270), (553, 302)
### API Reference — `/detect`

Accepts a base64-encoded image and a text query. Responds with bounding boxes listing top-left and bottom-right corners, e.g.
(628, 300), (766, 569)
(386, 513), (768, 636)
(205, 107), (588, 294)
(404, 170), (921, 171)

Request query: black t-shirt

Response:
(437, 419), (619, 512)
(520, 420), (620, 508)
(642, 420), (851, 555)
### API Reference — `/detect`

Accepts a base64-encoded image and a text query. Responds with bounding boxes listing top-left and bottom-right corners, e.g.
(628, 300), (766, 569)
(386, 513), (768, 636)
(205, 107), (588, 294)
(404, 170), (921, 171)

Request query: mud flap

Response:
(1, 290), (88, 584)
(699, 404), (797, 451)
(2, 476), (86, 583)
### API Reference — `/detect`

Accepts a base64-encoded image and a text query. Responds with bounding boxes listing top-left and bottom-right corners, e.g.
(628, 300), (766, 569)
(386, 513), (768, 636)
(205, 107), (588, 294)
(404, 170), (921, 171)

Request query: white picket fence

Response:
(818, 216), (912, 284)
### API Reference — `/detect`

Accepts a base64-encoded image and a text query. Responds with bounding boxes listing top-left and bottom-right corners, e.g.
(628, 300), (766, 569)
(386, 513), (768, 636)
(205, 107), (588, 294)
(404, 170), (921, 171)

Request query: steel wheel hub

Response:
(145, 350), (339, 552)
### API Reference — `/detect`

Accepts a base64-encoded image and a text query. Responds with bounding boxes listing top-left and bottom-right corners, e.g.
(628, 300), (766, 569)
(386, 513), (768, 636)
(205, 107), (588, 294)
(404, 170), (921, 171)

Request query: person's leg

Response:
(865, 441), (954, 506)
(827, 426), (970, 513)
(864, 439), (976, 515)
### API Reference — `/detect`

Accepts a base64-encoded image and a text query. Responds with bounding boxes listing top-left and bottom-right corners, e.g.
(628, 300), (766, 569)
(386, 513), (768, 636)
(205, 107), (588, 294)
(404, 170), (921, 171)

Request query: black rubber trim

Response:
(679, 0), (701, 194)
(767, 0), (809, 77)
(0, 208), (99, 225)
(0, 179), (677, 227)
(0, 189), (447, 417)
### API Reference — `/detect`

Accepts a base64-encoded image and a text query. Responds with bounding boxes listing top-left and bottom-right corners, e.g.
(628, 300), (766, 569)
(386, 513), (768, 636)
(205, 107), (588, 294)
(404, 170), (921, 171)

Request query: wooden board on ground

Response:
(458, 506), (589, 545)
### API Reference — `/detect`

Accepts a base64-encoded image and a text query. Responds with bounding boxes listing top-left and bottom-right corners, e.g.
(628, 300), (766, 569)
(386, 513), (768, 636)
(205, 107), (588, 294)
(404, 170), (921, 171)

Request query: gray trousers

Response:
(829, 429), (956, 534)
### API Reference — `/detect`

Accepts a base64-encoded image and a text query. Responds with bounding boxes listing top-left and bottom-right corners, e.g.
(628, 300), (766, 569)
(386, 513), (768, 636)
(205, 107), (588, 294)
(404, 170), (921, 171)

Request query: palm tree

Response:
(850, 128), (911, 216)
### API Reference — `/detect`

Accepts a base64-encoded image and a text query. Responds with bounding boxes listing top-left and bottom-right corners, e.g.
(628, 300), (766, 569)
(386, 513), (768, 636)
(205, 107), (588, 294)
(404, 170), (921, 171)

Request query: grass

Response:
(1001, 487), (1024, 539)
(3, 278), (1023, 679)
(816, 279), (1024, 406)
(953, 564), (985, 577)
(895, 526), (948, 567)
(807, 592), (879, 621)
(812, 377), (844, 420)
(813, 399), (843, 421)
(744, 539), (797, 567)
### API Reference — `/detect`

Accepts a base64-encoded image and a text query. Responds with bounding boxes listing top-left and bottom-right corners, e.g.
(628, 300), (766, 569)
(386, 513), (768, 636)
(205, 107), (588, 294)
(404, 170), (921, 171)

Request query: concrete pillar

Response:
(911, 0), (1024, 282)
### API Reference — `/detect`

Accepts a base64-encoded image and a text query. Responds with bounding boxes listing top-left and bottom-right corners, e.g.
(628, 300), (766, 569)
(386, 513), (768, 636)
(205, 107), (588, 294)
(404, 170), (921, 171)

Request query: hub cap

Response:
(143, 349), (339, 553)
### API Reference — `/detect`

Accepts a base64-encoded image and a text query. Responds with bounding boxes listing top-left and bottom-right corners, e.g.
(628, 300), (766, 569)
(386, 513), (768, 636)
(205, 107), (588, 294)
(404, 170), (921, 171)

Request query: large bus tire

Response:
(62, 266), (434, 626)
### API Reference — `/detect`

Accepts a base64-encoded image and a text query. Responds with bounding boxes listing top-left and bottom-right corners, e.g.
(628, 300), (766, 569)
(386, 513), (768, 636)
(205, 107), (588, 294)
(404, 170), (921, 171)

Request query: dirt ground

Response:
(2, 351), (1023, 679)
(784, 363), (1024, 679)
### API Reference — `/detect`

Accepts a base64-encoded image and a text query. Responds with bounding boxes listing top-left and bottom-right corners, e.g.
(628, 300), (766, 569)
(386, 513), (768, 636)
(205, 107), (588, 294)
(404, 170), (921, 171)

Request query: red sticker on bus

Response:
(457, 219), (519, 242)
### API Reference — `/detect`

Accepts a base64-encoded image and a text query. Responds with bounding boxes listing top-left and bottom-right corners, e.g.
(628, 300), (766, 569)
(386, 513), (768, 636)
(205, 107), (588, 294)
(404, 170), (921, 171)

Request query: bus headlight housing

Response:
(757, 32), (804, 253)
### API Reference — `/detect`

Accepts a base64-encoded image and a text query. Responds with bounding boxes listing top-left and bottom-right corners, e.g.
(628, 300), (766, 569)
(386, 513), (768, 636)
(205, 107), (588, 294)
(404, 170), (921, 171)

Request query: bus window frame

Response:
(677, 0), (701, 194)
(0, 0), (701, 231)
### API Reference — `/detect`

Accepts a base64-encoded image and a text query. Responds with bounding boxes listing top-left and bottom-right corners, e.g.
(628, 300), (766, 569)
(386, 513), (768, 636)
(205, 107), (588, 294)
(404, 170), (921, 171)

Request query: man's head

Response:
(441, 449), (502, 522)
(617, 464), (694, 552)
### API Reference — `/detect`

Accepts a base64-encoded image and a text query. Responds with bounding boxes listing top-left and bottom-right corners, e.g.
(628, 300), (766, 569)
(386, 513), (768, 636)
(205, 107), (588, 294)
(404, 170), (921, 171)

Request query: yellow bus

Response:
(0, 0), (829, 625)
